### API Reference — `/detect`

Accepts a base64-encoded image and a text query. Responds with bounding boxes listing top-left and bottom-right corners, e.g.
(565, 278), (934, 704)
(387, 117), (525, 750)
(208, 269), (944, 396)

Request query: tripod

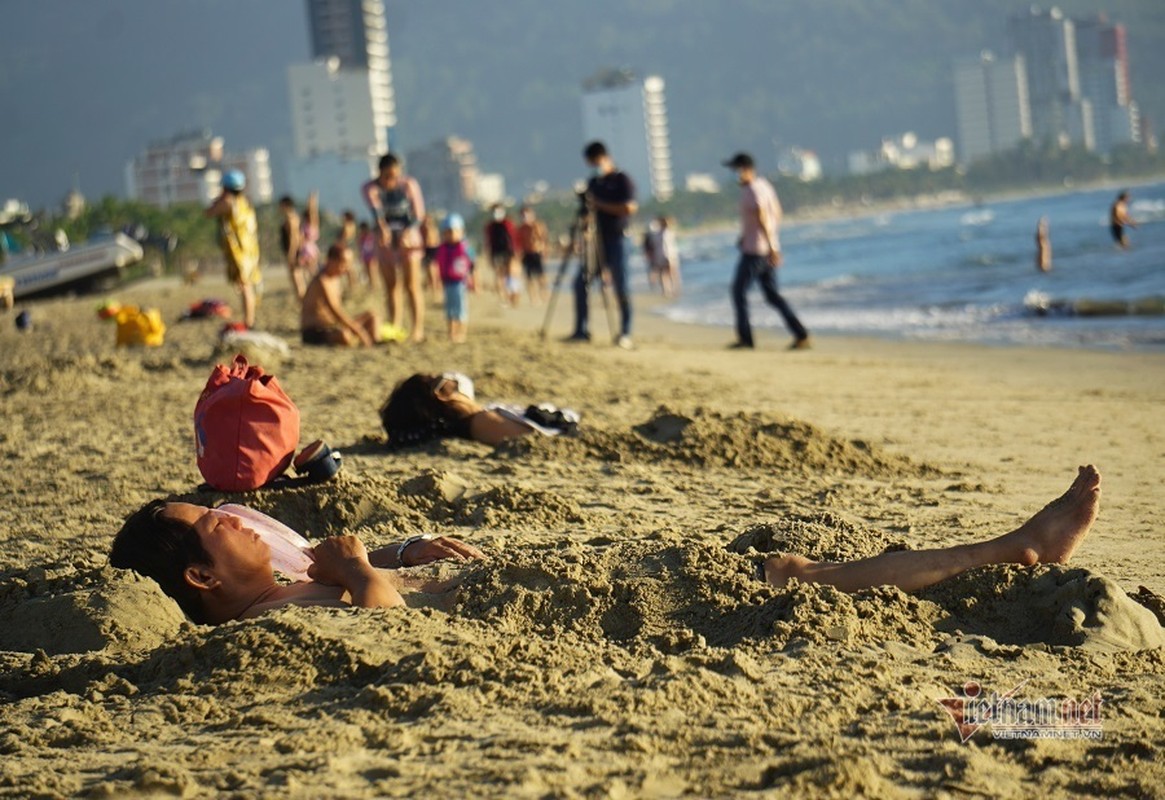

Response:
(539, 206), (615, 340)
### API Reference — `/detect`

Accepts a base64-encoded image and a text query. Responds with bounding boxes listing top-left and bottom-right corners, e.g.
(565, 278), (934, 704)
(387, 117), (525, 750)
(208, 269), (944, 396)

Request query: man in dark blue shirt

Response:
(570, 141), (638, 348)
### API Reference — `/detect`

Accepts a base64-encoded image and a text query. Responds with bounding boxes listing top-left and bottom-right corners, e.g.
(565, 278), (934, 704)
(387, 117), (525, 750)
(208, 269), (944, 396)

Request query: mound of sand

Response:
(922, 565), (1165, 652)
(727, 511), (909, 563)
(0, 567), (186, 655)
(500, 406), (932, 477)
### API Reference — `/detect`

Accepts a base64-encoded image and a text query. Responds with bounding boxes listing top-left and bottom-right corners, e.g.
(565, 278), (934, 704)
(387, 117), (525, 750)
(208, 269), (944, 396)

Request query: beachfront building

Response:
(1074, 15), (1140, 154)
(1007, 7), (1095, 151)
(287, 0), (397, 213)
(776, 147), (823, 182)
(684, 173), (721, 194)
(404, 137), (478, 215)
(125, 131), (273, 209)
(474, 174), (507, 207)
(580, 69), (673, 201)
(848, 133), (955, 176)
(953, 51), (1033, 165)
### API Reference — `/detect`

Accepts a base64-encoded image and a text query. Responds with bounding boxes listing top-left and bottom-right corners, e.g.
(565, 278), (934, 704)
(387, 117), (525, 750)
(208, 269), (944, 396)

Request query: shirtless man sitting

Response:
(109, 466), (1102, 625)
(301, 243), (378, 347)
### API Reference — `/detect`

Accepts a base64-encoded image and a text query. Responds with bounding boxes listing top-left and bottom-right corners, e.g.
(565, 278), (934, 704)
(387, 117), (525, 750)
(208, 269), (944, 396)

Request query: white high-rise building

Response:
(289, 59), (388, 159)
(287, 0), (397, 213)
(953, 52), (1033, 164)
(581, 70), (673, 201)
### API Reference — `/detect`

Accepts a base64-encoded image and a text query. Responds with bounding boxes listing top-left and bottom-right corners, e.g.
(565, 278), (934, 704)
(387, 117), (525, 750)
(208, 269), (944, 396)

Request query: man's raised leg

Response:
(763, 466), (1101, 594)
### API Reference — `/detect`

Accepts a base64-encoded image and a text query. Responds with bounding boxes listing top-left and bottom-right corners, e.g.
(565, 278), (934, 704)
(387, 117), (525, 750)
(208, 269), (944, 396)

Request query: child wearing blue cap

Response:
(436, 214), (474, 343)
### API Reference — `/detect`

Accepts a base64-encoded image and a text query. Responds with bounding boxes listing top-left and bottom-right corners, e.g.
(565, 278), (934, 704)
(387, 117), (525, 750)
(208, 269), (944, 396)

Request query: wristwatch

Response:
(396, 534), (432, 567)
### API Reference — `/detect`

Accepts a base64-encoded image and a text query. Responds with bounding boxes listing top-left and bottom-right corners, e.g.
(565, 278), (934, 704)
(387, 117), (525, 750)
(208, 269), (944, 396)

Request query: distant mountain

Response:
(384, 0), (1165, 191)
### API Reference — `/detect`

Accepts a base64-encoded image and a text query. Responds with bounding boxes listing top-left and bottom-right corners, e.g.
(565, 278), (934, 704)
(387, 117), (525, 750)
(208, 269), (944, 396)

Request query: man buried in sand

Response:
(110, 466), (1102, 625)
(110, 500), (484, 624)
(301, 243), (379, 347)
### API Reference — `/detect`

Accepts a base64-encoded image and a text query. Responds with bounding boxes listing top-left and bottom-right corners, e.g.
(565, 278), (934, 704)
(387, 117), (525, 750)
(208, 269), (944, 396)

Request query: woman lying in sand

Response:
(110, 466), (1101, 625)
(381, 372), (578, 447)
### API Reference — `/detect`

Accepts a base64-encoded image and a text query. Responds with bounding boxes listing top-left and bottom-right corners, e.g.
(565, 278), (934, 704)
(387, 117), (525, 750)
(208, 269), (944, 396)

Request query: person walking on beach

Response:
(1035, 217), (1052, 273)
(278, 196), (307, 300)
(420, 214), (443, 304)
(362, 153), (426, 343)
(723, 152), (809, 350)
(204, 170), (260, 329)
(570, 140), (637, 349)
(653, 215), (681, 298)
(518, 205), (549, 305)
(1110, 191), (1137, 250)
(298, 191), (321, 275)
(484, 204), (520, 306)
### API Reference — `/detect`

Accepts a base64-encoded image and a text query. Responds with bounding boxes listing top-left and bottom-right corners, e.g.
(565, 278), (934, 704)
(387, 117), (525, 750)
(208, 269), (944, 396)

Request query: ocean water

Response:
(651, 181), (1165, 350)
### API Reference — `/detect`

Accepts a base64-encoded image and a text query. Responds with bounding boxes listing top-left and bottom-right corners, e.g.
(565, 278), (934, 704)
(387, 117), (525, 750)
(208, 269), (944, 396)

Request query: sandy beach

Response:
(1, 270), (1164, 798)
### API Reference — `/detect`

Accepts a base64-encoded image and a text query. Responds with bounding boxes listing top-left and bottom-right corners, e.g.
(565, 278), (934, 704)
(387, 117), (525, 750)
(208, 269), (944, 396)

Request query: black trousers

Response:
(732, 253), (808, 346)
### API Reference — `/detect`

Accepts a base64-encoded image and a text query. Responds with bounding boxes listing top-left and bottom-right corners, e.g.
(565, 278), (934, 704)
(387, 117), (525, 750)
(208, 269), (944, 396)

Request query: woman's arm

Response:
(468, 410), (536, 446)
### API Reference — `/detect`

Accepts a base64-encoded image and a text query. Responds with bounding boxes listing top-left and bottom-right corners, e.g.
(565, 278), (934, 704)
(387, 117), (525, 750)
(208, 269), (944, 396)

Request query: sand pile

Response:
(500, 405), (931, 477)
(922, 565), (1165, 652)
(0, 566), (186, 655)
(2, 278), (1164, 796)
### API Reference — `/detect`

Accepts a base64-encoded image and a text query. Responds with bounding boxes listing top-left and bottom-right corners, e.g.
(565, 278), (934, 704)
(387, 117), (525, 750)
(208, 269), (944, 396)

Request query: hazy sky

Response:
(3, 1), (1161, 212)
(1, 0), (309, 209)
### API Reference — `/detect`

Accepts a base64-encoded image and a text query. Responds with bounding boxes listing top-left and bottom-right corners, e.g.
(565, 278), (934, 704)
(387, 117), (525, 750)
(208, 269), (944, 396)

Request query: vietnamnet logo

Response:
(938, 680), (1104, 742)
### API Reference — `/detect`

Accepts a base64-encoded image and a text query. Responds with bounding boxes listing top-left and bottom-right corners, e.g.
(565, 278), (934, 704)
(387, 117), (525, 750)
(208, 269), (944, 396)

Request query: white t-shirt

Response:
(739, 177), (782, 256)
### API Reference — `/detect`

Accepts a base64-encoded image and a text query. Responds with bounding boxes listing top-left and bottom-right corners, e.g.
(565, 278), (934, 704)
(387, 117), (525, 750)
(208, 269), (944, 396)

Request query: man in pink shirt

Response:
(724, 152), (810, 350)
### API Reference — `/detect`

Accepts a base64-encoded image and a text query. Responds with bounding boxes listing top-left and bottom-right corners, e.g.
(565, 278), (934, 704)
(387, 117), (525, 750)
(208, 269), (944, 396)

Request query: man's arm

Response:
(367, 535), (485, 569)
(756, 191), (782, 266)
(321, 279), (372, 346)
(307, 535), (405, 608)
(204, 193), (230, 219)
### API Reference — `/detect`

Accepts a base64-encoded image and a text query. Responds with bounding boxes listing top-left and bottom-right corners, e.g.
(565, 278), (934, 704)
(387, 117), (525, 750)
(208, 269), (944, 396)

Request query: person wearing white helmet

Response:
(205, 169), (261, 328)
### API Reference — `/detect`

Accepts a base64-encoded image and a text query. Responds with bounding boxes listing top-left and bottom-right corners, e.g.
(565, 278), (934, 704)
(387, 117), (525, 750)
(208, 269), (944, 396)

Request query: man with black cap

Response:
(723, 152), (809, 350)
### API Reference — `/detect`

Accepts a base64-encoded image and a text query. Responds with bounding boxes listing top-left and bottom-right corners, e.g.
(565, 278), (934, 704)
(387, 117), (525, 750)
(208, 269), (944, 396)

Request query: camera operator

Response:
(568, 141), (637, 349)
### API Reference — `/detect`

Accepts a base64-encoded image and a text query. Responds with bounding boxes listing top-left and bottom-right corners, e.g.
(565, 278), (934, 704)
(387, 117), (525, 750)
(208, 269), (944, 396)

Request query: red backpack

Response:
(194, 355), (300, 491)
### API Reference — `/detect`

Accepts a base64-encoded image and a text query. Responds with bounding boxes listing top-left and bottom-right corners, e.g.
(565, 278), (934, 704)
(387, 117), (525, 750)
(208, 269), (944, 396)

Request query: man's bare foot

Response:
(762, 554), (814, 588)
(998, 465), (1101, 566)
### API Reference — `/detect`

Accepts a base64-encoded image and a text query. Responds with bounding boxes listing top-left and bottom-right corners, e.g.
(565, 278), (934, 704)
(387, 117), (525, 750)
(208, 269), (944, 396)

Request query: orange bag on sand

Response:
(194, 355), (300, 491)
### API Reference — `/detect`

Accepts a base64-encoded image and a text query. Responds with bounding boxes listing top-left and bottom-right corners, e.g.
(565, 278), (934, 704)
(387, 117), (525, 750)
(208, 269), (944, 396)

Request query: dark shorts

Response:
(522, 252), (544, 278)
(302, 326), (340, 346)
(1111, 223), (1125, 243)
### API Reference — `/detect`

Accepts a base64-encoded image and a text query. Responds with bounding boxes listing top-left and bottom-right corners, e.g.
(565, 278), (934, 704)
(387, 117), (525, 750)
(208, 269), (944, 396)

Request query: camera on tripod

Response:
(573, 180), (590, 218)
